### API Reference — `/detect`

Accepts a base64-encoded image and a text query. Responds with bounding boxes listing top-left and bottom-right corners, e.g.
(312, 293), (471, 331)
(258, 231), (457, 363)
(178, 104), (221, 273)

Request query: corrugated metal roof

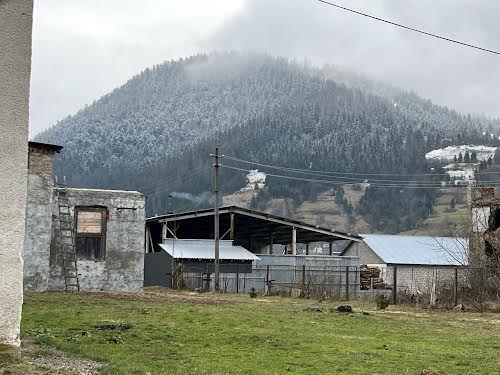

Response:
(159, 239), (260, 261)
(360, 234), (467, 266)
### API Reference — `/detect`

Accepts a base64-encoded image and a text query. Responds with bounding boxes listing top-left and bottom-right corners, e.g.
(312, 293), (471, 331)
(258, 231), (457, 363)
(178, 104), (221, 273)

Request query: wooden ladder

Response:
(57, 185), (80, 292)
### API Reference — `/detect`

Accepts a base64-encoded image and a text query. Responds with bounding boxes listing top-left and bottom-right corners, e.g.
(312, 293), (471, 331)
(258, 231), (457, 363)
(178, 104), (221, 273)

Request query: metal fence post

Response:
(392, 266), (398, 305)
(454, 267), (458, 307)
(266, 265), (270, 296)
(339, 266), (342, 299)
(345, 266), (349, 301)
(236, 265), (239, 294)
(302, 265), (306, 292)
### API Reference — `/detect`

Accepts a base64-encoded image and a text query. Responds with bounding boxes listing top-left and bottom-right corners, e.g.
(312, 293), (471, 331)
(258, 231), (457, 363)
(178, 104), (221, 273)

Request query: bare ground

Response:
(87, 287), (246, 304)
(1, 341), (102, 375)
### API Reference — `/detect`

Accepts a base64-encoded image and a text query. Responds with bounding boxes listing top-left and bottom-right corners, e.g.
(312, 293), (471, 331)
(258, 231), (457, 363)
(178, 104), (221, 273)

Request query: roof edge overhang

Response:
(386, 262), (466, 267)
(28, 141), (63, 153)
(147, 206), (362, 242)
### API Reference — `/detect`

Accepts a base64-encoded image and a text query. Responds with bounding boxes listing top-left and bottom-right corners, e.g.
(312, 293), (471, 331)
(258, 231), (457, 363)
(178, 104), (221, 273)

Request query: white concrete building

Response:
(0, 0), (34, 347)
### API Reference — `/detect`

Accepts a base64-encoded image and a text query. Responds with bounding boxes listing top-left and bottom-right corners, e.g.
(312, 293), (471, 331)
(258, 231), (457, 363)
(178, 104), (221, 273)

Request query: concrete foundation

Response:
(0, 0), (34, 347)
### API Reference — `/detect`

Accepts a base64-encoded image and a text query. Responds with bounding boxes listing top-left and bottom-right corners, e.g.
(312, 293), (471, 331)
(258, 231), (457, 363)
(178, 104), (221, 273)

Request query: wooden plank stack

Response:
(360, 265), (385, 290)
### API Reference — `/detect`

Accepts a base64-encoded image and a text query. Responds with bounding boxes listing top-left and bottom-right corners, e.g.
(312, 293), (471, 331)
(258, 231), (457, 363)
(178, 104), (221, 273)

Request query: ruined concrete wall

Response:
(0, 0), (34, 347)
(24, 150), (56, 291)
(50, 189), (145, 291)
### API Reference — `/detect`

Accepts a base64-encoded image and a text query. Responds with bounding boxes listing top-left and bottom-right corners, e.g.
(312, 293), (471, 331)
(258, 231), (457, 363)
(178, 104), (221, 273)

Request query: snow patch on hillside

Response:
(425, 145), (496, 162)
(241, 170), (266, 192)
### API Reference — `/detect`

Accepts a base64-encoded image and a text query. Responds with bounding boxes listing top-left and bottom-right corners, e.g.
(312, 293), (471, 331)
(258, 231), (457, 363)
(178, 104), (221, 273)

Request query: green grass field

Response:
(3, 289), (500, 375)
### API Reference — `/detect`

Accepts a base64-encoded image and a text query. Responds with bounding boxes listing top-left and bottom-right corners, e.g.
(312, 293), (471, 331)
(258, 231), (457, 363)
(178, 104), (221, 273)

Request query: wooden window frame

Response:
(75, 206), (107, 261)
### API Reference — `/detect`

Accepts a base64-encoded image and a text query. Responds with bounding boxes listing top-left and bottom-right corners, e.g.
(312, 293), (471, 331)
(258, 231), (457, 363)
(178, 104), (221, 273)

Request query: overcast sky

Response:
(30, 0), (500, 135)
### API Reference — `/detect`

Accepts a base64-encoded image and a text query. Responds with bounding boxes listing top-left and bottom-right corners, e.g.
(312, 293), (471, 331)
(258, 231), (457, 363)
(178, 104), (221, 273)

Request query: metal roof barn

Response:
(344, 234), (468, 266)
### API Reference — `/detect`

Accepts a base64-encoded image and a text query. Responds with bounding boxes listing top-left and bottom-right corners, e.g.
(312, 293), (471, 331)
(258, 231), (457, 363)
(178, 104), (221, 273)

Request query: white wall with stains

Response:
(0, 0), (34, 347)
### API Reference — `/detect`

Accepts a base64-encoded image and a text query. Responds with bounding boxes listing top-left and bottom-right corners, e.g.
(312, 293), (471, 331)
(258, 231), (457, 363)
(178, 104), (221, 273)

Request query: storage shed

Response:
(144, 239), (259, 290)
(342, 234), (467, 294)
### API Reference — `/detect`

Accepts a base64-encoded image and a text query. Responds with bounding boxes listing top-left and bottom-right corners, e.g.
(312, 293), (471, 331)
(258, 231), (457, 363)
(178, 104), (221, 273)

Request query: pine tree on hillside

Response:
(471, 151), (478, 163)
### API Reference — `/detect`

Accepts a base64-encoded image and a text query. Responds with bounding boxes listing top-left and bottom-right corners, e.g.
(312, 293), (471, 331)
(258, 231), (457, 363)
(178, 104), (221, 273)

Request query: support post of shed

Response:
(269, 233), (273, 255)
(392, 266), (398, 305)
(161, 223), (167, 242)
(329, 242), (333, 256)
(145, 227), (150, 253)
(230, 212), (235, 240)
(292, 227), (297, 255)
(306, 243), (309, 255)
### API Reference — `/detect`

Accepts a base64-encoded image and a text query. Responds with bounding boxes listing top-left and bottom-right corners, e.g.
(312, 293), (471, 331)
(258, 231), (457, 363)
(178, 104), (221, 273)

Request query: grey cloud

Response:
(29, 0), (243, 135)
(206, 0), (500, 118)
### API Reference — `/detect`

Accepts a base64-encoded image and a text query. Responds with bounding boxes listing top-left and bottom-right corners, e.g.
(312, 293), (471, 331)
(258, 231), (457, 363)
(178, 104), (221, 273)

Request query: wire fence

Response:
(387, 266), (500, 311)
(177, 264), (359, 300)
(173, 263), (500, 311)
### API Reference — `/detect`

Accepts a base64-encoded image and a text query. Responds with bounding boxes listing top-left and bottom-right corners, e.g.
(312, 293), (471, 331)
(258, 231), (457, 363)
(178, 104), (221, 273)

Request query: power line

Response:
(221, 164), (479, 189)
(222, 154), (500, 180)
(224, 156), (447, 182)
(314, 0), (500, 56)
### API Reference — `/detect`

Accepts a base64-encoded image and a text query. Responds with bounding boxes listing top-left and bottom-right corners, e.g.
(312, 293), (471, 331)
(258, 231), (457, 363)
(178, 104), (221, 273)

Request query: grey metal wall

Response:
(144, 251), (172, 287)
(253, 255), (360, 298)
(0, 0), (33, 347)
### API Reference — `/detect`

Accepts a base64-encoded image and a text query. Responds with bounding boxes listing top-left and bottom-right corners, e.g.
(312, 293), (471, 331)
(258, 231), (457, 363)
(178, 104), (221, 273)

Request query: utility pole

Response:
(212, 147), (220, 291)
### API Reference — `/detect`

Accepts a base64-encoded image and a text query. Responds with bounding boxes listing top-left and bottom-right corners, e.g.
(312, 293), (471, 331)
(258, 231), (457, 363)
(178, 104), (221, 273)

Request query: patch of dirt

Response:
(89, 289), (245, 305)
(21, 342), (102, 375)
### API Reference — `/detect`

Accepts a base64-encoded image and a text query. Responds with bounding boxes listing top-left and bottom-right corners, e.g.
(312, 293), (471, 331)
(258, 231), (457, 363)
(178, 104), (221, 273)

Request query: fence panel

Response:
(176, 263), (359, 300)
(391, 266), (500, 309)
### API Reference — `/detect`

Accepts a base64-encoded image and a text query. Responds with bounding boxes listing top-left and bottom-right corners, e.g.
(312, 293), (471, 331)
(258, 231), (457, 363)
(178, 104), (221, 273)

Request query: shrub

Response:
(375, 294), (390, 310)
(249, 288), (258, 298)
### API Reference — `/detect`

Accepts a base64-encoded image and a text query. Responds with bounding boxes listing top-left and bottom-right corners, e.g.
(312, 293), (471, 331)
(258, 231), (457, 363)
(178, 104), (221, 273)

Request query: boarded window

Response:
(75, 207), (106, 260)
(77, 211), (102, 234)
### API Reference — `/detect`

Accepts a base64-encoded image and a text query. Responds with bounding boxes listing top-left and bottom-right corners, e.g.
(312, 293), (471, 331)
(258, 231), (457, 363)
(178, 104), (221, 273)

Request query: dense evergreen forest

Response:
(37, 52), (500, 233)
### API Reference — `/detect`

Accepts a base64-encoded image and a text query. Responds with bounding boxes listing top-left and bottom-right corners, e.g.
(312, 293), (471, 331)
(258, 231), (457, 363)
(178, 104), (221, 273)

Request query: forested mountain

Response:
(37, 52), (500, 233)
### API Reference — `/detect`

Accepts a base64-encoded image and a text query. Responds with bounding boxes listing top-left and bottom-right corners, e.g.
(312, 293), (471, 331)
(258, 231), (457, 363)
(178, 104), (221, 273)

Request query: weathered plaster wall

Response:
(49, 189), (145, 292)
(24, 152), (55, 291)
(0, 0), (34, 346)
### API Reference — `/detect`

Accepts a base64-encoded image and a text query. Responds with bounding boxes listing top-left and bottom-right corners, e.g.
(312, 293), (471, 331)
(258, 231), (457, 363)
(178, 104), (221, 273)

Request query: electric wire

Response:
(220, 164), (481, 189)
(314, 0), (500, 56)
(222, 154), (500, 181)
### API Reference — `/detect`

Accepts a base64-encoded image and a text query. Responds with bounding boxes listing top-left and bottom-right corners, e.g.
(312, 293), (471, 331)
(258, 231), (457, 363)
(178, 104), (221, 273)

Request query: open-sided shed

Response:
(146, 206), (362, 254)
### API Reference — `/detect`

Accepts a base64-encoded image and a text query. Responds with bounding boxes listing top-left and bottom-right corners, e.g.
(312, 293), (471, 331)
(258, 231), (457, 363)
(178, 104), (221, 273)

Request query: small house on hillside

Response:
(341, 234), (467, 294)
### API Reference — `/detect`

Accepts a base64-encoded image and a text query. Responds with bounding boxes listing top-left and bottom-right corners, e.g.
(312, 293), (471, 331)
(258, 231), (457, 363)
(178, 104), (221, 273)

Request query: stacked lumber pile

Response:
(360, 265), (385, 290)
